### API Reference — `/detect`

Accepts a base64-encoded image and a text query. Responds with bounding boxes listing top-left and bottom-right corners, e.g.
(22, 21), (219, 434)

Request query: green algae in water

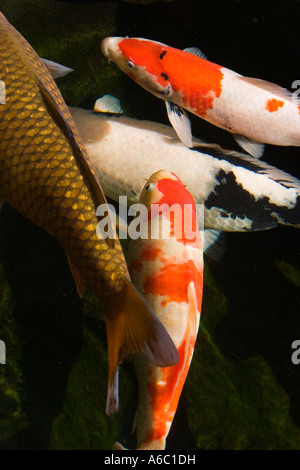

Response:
(1, 0), (120, 109)
(49, 323), (116, 450)
(49, 289), (135, 450)
(186, 263), (300, 450)
(0, 0), (300, 450)
(188, 334), (300, 450)
(0, 262), (27, 440)
(275, 260), (300, 289)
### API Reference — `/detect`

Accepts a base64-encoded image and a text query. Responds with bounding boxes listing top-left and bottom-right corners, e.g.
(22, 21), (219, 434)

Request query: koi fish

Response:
(101, 37), (300, 158)
(68, 96), (300, 233)
(115, 170), (203, 450)
(0, 13), (178, 415)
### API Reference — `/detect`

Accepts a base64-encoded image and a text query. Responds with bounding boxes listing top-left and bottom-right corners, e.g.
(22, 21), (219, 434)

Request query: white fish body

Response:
(68, 103), (300, 232)
(101, 37), (300, 157)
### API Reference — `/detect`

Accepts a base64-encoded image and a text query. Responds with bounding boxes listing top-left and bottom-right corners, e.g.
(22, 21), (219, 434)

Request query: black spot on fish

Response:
(160, 72), (169, 81)
(192, 145), (298, 191)
(160, 50), (167, 60)
(205, 170), (300, 230)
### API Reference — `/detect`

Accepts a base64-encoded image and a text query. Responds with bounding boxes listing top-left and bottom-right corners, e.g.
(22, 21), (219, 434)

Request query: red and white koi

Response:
(116, 170), (203, 450)
(101, 37), (300, 158)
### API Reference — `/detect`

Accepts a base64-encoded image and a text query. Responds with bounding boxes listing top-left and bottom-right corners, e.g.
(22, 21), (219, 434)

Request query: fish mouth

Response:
(101, 36), (123, 61)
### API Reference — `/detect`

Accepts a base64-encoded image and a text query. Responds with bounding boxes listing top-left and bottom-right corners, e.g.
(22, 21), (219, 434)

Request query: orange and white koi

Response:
(101, 37), (300, 158)
(116, 170), (203, 450)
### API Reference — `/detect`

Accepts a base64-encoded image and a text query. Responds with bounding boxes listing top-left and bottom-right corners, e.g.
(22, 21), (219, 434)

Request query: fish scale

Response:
(0, 13), (179, 414)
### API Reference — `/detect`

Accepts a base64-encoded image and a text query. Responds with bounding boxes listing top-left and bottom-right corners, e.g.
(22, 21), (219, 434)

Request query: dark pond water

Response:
(0, 0), (300, 450)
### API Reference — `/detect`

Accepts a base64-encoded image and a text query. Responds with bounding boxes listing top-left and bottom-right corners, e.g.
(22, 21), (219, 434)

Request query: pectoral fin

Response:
(165, 101), (193, 148)
(66, 252), (86, 298)
(201, 229), (225, 262)
(233, 134), (265, 159)
(104, 278), (179, 415)
(41, 58), (74, 79)
(106, 367), (119, 416)
(94, 94), (124, 115)
(114, 441), (128, 450)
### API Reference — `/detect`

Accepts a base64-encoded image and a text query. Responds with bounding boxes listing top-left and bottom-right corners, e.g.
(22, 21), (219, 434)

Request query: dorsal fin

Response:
(41, 58), (74, 79)
(238, 76), (298, 103)
(94, 94), (124, 114)
(184, 47), (207, 60)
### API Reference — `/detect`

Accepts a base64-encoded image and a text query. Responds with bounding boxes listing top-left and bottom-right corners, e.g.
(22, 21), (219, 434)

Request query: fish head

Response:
(139, 170), (178, 209)
(140, 170), (194, 209)
(101, 37), (173, 100)
(140, 170), (199, 241)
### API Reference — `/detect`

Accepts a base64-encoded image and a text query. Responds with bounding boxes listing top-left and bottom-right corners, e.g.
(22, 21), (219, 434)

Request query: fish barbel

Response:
(101, 37), (300, 158)
(116, 170), (203, 450)
(0, 13), (178, 415)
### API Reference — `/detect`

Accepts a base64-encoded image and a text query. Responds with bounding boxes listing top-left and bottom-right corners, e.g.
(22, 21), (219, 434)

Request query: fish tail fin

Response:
(114, 439), (166, 450)
(106, 366), (119, 416)
(114, 441), (128, 450)
(105, 278), (179, 416)
(137, 438), (166, 450)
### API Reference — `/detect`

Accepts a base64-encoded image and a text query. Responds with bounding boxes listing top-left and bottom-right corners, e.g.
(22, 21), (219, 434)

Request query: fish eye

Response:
(145, 183), (154, 192)
(127, 60), (136, 69)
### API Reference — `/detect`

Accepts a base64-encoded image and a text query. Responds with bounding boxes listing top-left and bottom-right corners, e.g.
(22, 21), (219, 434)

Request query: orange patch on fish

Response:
(140, 245), (162, 261)
(129, 247), (162, 273)
(143, 336), (190, 444)
(141, 284), (199, 448)
(118, 39), (223, 117)
(152, 176), (198, 244)
(265, 98), (284, 112)
(143, 259), (203, 310)
(161, 49), (223, 117)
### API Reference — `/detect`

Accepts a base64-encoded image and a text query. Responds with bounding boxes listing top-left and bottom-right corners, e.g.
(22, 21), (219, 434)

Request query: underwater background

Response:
(0, 0), (300, 450)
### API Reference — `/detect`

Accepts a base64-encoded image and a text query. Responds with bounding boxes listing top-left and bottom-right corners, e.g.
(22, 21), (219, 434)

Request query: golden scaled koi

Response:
(0, 13), (178, 415)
